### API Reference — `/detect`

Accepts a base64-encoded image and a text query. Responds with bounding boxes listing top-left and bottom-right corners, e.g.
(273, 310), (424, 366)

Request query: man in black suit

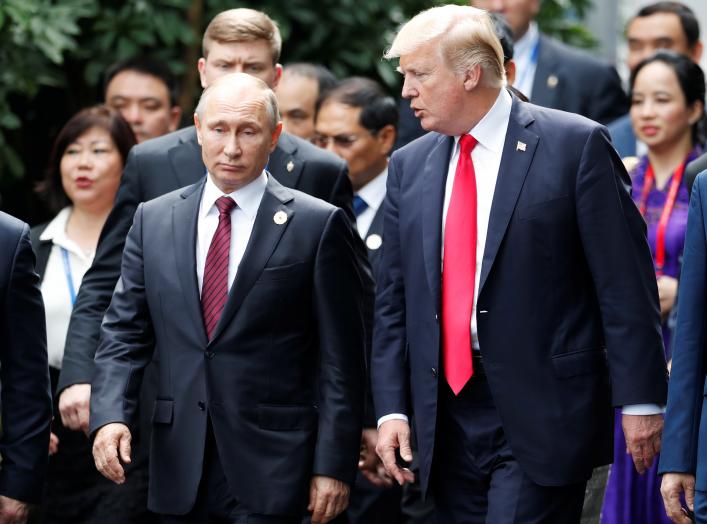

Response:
(472, 0), (627, 125)
(91, 73), (365, 523)
(315, 78), (401, 523)
(57, 8), (356, 433)
(0, 212), (52, 523)
(372, 6), (666, 522)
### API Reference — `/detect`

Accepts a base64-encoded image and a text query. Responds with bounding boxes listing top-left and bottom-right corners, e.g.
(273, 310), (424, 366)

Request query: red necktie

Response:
(442, 134), (478, 395)
(202, 196), (237, 340)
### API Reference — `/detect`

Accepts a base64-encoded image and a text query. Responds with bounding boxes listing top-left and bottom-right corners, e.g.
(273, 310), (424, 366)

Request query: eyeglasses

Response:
(311, 128), (380, 149)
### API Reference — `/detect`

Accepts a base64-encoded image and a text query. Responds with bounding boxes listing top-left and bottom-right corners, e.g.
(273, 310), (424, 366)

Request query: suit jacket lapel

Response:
(479, 100), (538, 295)
(209, 177), (294, 343)
(268, 133), (304, 189)
(168, 127), (205, 188)
(422, 134), (454, 315)
(172, 177), (208, 345)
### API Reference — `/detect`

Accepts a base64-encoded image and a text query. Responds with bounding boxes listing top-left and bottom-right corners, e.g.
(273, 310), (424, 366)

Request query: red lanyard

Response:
(638, 161), (686, 276)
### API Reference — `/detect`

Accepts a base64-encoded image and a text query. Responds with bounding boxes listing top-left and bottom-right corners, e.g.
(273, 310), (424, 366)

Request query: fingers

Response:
(685, 478), (695, 511)
(119, 432), (132, 464)
(78, 404), (90, 436)
(399, 431), (413, 463)
(92, 424), (130, 484)
(308, 477), (349, 524)
(58, 384), (91, 432)
(661, 474), (695, 524)
(48, 432), (59, 456)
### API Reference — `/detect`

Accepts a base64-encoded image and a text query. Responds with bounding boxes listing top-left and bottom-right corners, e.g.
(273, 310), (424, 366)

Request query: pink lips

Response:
(74, 176), (93, 189)
(641, 126), (659, 137)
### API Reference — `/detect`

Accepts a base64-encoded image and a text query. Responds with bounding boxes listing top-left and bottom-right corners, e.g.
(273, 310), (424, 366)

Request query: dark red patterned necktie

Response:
(442, 134), (478, 395)
(202, 196), (237, 340)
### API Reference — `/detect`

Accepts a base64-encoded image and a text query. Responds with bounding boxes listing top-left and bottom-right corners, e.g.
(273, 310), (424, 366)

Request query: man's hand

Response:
(622, 413), (663, 474)
(359, 428), (394, 488)
(657, 275), (679, 320)
(307, 475), (349, 524)
(376, 419), (415, 485)
(48, 431), (59, 455)
(661, 473), (695, 523)
(92, 423), (132, 484)
(58, 383), (91, 434)
(0, 495), (29, 524)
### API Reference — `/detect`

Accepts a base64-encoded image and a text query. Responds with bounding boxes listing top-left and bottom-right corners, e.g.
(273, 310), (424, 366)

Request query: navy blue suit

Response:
(371, 96), (667, 519)
(90, 176), (365, 518)
(0, 212), (52, 504)
(660, 170), (707, 518)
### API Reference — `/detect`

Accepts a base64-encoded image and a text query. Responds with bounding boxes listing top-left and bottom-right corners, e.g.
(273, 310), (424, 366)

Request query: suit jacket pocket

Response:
(152, 399), (174, 425)
(552, 348), (607, 379)
(257, 404), (317, 431)
(517, 195), (570, 221)
(258, 262), (308, 283)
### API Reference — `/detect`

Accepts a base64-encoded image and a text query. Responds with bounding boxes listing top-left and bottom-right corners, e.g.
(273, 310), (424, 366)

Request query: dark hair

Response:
(37, 105), (136, 212)
(630, 50), (706, 146)
(634, 2), (700, 49)
(283, 62), (339, 101)
(318, 77), (398, 133)
(103, 56), (179, 106)
(490, 13), (514, 63)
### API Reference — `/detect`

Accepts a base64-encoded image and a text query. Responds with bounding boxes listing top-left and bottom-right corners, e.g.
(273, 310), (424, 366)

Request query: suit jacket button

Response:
(205, 351), (215, 359)
(435, 314), (439, 322)
(431, 367), (438, 378)
(198, 401), (206, 411)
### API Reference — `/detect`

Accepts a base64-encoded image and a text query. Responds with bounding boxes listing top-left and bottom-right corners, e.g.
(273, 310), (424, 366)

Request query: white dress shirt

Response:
(196, 171), (267, 293)
(39, 207), (94, 369)
(355, 168), (388, 238)
(378, 89), (660, 427)
(513, 21), (540, 100)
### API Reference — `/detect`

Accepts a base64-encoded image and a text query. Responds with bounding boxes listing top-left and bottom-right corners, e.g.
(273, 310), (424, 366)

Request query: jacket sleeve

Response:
(311, 208), (366, 486)
(0, 224), (52, 503)
(58, 147), (144, 393)
(89, 204), (155, 435)
(659, 174), (707, 475)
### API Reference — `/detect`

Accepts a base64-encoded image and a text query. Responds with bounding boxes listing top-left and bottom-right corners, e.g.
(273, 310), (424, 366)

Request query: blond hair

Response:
(385, 5), (505, 87)
(202, 8), (282, 64)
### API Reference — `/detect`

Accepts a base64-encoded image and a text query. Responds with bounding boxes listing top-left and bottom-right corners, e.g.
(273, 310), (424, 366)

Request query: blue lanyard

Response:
(516, 38), (541, 94)
(61, 247), (77, 306)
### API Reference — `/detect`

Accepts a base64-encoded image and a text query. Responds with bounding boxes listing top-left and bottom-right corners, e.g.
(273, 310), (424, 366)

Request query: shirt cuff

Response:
(377, 413), (409, 429)
(621, 403), (665, 415)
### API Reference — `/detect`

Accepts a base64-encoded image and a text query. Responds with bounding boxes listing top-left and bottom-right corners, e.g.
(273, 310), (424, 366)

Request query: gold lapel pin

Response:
(366, 234), (383, 250)
(273, 211), (288, 225)
(516, 141), (526, 152)
(286, 160), (295, 173)
(547, 75), (559, 89)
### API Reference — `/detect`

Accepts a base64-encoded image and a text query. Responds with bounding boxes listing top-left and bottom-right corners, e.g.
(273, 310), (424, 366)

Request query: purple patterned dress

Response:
(600, 147), (700, 524)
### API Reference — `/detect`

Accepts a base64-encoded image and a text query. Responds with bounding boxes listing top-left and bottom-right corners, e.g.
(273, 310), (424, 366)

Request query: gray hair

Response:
(385, 5), (505, 88)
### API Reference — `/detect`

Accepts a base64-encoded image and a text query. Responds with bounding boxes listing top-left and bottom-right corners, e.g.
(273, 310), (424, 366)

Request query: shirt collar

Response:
(39, 206), (94, 260)
(356, 168), (388, 211)
(455, 88), (513, 154)
(514, 21), (539, 60)
(201, 170), (268, 221)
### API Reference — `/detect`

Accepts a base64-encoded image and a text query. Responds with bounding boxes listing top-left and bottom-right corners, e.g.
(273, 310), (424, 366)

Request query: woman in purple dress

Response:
(602, 51), (706, 523)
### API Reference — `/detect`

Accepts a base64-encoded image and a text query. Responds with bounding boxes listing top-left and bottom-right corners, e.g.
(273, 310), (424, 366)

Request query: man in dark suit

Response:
(372, 6), (668, 523)
(315, 77), (402, 523)
(57, 8), (356, 434)
(472, 0), (627, 125)
(660, 170), (707, 523)
(0, 212), (52, 523)
(608, 1), (702, 158)
(90, 73), (365, 523)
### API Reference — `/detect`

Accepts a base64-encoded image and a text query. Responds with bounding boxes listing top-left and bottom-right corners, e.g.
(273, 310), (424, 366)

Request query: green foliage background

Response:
(0, 0), (595, 219)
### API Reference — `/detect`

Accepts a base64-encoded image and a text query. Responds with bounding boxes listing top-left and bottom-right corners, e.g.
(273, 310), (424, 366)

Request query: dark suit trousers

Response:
(432, 371), (586, 524)
(161, 419), (299, 524)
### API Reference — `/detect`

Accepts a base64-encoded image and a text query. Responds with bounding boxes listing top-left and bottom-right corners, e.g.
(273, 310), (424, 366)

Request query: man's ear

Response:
(194, 113), (203, 146)
(272, 64), (283, 89)
(463, 64), (482, 92)
(197, 57), (208, 89)
(169, 106), (183, 132)
(377, 124), (397, 156)
(270, 121), (283, 151)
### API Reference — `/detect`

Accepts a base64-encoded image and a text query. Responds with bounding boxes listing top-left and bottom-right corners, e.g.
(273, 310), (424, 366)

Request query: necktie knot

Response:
(215, 196), (236, 217)
(353, 195), (369, 217)
(459, 134), (478, 155)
